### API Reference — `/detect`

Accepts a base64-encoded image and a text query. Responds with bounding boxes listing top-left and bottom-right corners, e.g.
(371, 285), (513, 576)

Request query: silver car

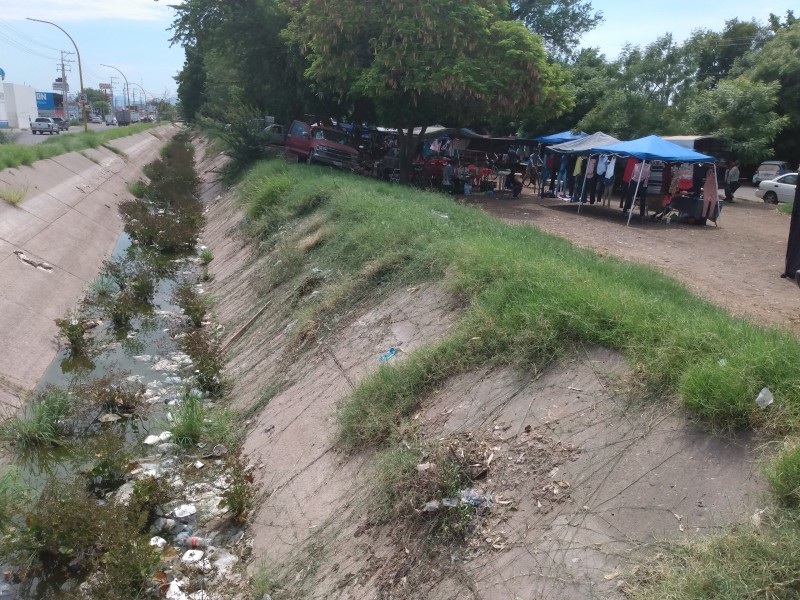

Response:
(756, 173), (797, 204)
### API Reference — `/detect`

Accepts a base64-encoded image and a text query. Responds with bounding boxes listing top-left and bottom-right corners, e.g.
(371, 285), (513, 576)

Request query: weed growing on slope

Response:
(766, 440), (800, 507)
(0, 185), (27, 205)
(173, 278), (210, 327)
(0, 387), (73, 448)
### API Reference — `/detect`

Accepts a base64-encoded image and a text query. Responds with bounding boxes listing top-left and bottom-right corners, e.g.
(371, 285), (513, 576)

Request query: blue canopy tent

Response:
(590, 135), (717, 226)
(534, 130), (587, 144)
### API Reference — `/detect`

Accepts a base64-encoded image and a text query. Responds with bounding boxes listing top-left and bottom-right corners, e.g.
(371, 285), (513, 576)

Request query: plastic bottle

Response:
(176, 531), (211, 548)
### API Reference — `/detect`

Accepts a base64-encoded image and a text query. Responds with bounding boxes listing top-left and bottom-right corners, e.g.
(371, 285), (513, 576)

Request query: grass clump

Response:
(767, 440), (800, 507)
(0, 185), (27, 205)
(199, 247), (214, 264)
(173, 278), (210, 327)
(168, 387), (235, 448)
(625, 512), (800, 599)
(127, 180), (148, 198)
(180, 328), (226, 396)
(0, 387), (73, 448)
(778, 202), (793, 215)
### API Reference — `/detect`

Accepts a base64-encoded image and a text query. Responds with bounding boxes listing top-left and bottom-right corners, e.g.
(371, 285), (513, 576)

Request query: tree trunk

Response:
(397, 124), (426, 184)
(783, 180), (800, 281)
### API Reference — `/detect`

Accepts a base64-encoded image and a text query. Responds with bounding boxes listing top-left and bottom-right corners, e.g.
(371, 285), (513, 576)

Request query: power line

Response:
(0, 18), (62, 52)
(0, 29), (57, 61)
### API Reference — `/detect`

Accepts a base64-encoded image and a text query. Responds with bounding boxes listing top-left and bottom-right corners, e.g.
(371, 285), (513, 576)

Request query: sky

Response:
(0, 0), (797, 106)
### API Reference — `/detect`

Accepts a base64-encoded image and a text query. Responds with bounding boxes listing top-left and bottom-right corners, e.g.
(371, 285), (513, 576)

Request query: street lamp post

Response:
(129, 83), (149, 119)
(101, 64), (130, 122)
(26, 17), (88, 132)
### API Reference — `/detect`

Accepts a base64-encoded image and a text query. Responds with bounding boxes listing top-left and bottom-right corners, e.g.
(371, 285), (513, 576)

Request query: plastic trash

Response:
(181, 549), (204, 564)
(149, 536), (167, 550)
(422, 500), (440, 512)
(718, 358), (727, 367)
(756, 387), (774, 408)
(143, 435), (161, 445)
(442, 498), (459, 508)
(176, 532), (211, 548)
(460, 488), (485, 506)
(379, 347), (397, 362)
(173, 504), (197, 518)
(431, 210), (450, 220)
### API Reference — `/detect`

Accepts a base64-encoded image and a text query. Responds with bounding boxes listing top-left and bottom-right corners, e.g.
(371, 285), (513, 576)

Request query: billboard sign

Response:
(99, 83), (111, 90)
(52, 80), (69, 92)
(36, 91), (55, 111)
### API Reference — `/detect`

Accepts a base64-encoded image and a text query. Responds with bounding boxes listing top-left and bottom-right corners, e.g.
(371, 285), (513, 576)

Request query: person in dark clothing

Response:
(781, 177), (800, 282)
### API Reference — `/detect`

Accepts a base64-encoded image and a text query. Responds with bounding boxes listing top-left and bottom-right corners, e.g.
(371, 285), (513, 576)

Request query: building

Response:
(0, 83), (38, 129)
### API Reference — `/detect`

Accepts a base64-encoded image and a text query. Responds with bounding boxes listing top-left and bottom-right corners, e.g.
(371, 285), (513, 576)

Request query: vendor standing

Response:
(724, 161), (740, 203)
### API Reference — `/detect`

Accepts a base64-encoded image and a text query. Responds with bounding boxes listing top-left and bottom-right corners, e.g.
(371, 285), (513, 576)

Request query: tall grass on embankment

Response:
(237, 159), (800, 446)
(236, 158), (800, 599)
(0, 122), (161, 170)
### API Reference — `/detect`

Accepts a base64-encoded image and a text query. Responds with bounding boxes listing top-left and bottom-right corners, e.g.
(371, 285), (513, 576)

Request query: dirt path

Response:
(465, 187), (799, 333)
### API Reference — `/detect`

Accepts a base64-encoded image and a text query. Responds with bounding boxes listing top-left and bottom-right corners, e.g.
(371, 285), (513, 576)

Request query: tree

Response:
(510, 0), (603, 57)
(576, 35), (687, 138)
(682, 77), (788, 164)
(289, 0), (571, 182)
(739, 21), (800, 162)
(170, 0), (311, 125)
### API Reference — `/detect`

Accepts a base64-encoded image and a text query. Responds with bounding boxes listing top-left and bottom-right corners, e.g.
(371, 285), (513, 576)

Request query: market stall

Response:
(590, 135), (718, 227)
(548, 132), (622, 210)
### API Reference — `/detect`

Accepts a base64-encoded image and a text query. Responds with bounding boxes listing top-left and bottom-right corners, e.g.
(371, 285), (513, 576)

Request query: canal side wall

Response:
(0, 125), (179, 412)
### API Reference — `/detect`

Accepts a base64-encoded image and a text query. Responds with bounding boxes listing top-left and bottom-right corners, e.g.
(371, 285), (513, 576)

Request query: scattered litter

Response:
(181, 549), (204, 565)
(177, 532), (211, 548)
(194, 460), (205, 470)
(431, 210), (449, 220)
(416, 462), (434, 472)
(143, 435), (161, 445)
(554, 480), (571, 489)
(98, 413), (122, 423)
(212, 444), (227, 457)
(149, 536), (167, 550)
(604, 571), (621, 580)
(718, 358), (727, 366)
(567, 386), (582, 392)
(173, 504), (197, 518)
(751, 508), (766, 527)
(407, 286), (419, 293)
(379, 347), (397, 362)
(756, 387), (774, 408)
(442, 498), (459, 508)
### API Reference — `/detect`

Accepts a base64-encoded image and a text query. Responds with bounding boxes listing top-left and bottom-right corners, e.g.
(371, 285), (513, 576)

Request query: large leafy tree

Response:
(510, 0), (602, 57)
(289, 0), (571, 181)
(682, 77), (788, 163)
(577, 35), (687, 138)
(738, 20), (800, 162)
(170, 0), (309, 125)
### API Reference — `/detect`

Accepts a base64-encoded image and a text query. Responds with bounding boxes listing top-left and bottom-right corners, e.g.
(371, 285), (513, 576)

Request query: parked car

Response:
(756, 173), (798, 204)
(105, 115), (117, 126)
(89, 114), (103, 124)
(285, 120), (359, 169)
(51, 117), (69, 131)
(752, 161), (789, 185)
(30, 117), (59, 135)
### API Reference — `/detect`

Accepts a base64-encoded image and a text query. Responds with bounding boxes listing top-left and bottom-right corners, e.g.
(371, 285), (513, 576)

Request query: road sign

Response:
(79, 94), (87, 104)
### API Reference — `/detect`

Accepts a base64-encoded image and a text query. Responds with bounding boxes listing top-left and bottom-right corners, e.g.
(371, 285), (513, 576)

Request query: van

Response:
(752, 161), (789, 185)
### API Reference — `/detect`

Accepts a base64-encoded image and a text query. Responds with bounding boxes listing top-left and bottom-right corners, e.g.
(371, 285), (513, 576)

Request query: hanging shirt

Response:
(631, 161), (651, 185)
(622, 158), (639, 183)
(573, 156), (584, 176)
(596, 154), (608, 177)
(586, 157), (597, 179)
(605, 157), (616, 181)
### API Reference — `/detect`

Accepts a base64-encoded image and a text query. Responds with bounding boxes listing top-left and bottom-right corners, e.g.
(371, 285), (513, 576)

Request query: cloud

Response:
(6, 0), (173, 23)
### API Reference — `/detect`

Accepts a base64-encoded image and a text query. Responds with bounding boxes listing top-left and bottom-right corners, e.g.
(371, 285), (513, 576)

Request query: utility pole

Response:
(109, 76), (117, 116)
(57, 51), (73, 119)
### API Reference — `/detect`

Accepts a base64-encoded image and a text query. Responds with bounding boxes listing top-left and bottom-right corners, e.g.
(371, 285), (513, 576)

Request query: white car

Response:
(756, 173), (797, 204)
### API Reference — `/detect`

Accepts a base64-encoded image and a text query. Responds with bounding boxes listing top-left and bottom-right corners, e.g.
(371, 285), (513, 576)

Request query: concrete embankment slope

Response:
(0, 125), (178, 411)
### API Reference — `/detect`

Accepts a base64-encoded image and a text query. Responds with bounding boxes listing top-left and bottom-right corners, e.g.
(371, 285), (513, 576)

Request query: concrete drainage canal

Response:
(0, 131), (249, 600)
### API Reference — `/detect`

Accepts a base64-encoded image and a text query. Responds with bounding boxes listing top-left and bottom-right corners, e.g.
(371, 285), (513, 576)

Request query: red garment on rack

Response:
(622, 158), (639, 183)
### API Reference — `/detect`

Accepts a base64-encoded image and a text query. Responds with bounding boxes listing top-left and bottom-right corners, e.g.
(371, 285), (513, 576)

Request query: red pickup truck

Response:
(285, 120), (359, 170)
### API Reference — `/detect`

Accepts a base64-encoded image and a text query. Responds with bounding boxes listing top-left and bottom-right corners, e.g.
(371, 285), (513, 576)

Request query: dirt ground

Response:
(463, 185), (799, 334)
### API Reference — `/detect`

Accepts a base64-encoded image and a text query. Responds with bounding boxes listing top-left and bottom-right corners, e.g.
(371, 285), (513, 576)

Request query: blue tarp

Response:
(534, 130), (587, 144)
(591, 134), (714, 163)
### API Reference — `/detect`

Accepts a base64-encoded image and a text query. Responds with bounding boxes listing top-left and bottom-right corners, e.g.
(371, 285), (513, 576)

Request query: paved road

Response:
(9, 122), (113, 145)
